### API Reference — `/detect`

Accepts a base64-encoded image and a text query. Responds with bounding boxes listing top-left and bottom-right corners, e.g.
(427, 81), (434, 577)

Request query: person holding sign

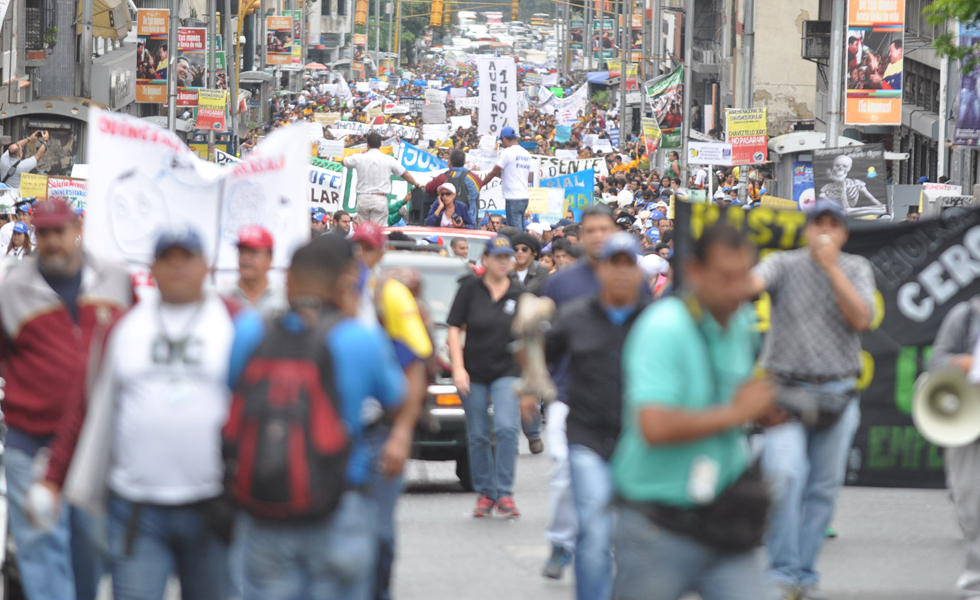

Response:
(481, 126), (533, 231)
(424, 183), (474, 229)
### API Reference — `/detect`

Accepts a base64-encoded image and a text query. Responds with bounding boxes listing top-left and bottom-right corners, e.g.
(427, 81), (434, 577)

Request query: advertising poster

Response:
(675, 202), (980, 489)
(725, 107), (768, 165)
(288, 10), (303, 65)
(477, 57), (518, 136)
(592, 18), (615, 60)
(196, 89), (228, 131)
(955, 24), (980, 146)
(792, 161), (815, 210)
(353, 33), (367, 76)
(175, 27), (207, 107)
(813, 143), (889, 217)
(641, 117), (662, 159)
(687, 142), (733, 166)
(646, 66), (684, 148)
(845, 0), (905, 125)
(625, 63), (638, 90)
(266, 16), (294, 66)
(136, 9), (169, 103)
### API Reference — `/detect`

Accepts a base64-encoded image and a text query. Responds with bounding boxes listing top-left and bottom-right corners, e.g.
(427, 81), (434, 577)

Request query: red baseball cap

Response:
(32, 199), (77, 229)
(237, 225), (274, 251)
(350, 222), (385, 249)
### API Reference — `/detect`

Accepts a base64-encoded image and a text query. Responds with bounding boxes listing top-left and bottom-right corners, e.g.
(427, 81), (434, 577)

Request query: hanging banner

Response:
(955, 23), (980, 146)
(399, 140), (448, 172)
(540, 168), (594, 221)
(136, 9), (169, 103)
(287, 9), (303, 65)
(422, 88), (448, 124)
(266, 15), (294, 66)
(535, 155), (609, 183)
(478, 57), (518, 136)
(687, 142), (733, 166)
(675, 201), (980, 489)
(646, 66), (684, 148)
(353, 33), (367, 77)
(725, 107), (768, 165)
(175, 27), (207, 107)
(792, 161), (816, 210)
(845, 0), (904, 125)
(195, 89), (228, 131)
(641, 116), (662, 158)
(85, 110), (309, 274)
(813, 143), (890, 218)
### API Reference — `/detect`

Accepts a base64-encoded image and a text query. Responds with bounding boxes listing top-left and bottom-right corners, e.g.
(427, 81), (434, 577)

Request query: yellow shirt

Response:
(378, 278), (433, 365)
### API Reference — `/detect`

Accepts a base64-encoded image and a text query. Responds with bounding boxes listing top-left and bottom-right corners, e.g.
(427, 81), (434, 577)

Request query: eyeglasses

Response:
(514, 246), (532, 253)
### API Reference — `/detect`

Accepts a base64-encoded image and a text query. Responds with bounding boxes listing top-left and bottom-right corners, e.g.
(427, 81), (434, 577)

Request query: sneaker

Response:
(473, 495), (495, 518)
(799, 585), (828, 600)
(496, 496), (520, 517)
(529, 438), (544, 454)
(541, 544), (573, 579)
(825, 526), (837, 539)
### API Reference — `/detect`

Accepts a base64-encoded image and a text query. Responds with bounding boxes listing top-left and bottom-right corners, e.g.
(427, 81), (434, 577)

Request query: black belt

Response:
(773, 372), (855, 385)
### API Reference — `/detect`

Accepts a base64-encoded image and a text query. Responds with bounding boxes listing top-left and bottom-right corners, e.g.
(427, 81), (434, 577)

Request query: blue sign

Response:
(555, 125), (572, 144)
(541, 168), (594, 221)
(399, 140), (448, 172)
(607, 126), (620, 148)
(792, 161), (815, 210)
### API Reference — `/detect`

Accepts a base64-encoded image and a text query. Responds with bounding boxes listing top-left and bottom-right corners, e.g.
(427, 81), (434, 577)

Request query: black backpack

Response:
(447, 168), (477, 210)
(223, 312), (350, 521)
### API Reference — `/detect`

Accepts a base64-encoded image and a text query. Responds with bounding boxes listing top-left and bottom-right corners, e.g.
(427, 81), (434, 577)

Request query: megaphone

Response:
(912, 369), (980, 448)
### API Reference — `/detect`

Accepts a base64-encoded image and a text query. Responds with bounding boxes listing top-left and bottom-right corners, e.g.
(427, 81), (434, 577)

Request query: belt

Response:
(773, 372), (854, 385)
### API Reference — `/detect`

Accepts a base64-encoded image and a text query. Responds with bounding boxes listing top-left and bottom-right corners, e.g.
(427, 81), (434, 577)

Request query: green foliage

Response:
(926, 0), (977, 72)
(591, 89), (610, 108)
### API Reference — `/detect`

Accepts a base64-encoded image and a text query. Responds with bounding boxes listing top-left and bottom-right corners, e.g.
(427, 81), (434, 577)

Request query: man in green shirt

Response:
(612, 223), (777, 600)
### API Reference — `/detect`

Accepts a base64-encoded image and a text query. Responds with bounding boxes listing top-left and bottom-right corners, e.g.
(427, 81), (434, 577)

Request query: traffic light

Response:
(355, 0), (368, 26)
(430, 0), (443, 27)
(511, 0), (518, 21)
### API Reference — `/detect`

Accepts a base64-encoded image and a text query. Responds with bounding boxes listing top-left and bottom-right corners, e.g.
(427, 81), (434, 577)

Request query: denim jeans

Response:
(6, 446), (104, 600)
(364, 425), (405, 600)
(569, 445), (614, 600)
(108, 493), (229, 600)
(522, 401), (542, 442)
(242, 491), (377, 600)
(762, 380), (861, 588)
(545, 401), (577, 550)
(505, 199), (528, 231)
(613, 504), (765, 600)
(461, 376), (520, 499)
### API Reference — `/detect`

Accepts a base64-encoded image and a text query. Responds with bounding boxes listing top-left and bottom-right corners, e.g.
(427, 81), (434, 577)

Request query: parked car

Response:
(379, 249), (477, 490)
(385, 226), (496, 263)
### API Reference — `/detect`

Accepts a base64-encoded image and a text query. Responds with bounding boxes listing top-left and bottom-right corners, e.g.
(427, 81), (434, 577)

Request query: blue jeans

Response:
(522, 401), (541, 442)
(613, 505), (765, 600)
(241, 491), (377, 600)
(364, 425), (405, 600)
(108, 493), (228, 600)
(505, 199), (528, 231)
(6, 446), (104, 600)
(461, 377), (520, 499)
(569, 445), (614, 600)
(763, 380), (861, 588)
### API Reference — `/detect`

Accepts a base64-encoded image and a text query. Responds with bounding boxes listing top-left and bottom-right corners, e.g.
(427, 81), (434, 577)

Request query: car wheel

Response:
(455, 453), (474, 492)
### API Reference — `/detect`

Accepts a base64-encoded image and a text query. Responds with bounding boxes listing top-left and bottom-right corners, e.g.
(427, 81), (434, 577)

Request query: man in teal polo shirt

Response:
(612, 223), (778, 600)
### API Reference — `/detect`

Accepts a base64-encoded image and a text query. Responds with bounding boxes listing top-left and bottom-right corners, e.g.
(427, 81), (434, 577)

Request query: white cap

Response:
(639, 254), (670, 278)
(527, 222), (545, 235)
(437, 182), (457, 194)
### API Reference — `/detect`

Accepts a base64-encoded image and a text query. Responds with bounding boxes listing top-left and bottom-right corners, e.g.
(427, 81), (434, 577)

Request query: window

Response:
(905, 0), (940, 40)
(25, 0), (55, 52)
(337, 0), (346, 17)
(904, 59), (940, 112)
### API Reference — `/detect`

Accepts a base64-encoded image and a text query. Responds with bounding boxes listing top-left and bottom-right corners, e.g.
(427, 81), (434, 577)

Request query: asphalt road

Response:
(393, 439), (965, 600)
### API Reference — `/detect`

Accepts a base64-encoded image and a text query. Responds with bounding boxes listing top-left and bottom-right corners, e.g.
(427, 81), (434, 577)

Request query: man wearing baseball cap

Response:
(223, 225), (287, 315)
(424, 182), (474, 229)
(0, 200), (36, 250)
(749, 198), (876, 599)
(481, 125), (533, 231)
(522, 232), (648, 600)
(0, 199), (132, 600)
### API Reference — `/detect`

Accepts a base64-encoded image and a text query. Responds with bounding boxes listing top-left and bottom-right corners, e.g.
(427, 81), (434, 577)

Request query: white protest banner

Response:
(422, 88), (448, 124)
(383, 123), (418, 139)
(328, 129), (354, 139)
(333, 121), (373, 135)
(422, 124), (451, 141)
(450, 87), (468, 99)
(450, 115), (473, 131)
(536, 156), (609, 182)
(454, 96), (479, 110)
(309, 157), (355, 213)
(542, 73), (558, 87)
(355, 81), (370, 93)
(593, 138), (614, 154)
(478, 57), (518, 136)
(687, 142), (733, 166)
(215, 149), (241, 165)
(334, 75), (353, 104)
(384, 103), (411, 115)
(555, 149), (579, 160)
(466, 149), (498, 172)
(476, 173), (505, 214)
(46, 177), (87, 211)
(317, 138), (346, 159)
(86, 110), (309, 272)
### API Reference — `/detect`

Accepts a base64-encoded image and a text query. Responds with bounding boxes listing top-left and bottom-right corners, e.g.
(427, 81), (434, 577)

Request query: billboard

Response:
(813, 143), (890, 218)
(266, 16), (293, 65)
(175, 27), (206, 107)
(136, 9), (168, 103)
(955, 23), (980, 146)
(845, 0), (905, 125)
(725, 107), (768, 165)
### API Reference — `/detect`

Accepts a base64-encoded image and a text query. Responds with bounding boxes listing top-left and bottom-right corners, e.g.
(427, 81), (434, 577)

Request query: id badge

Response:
(688, 455), (720, 504)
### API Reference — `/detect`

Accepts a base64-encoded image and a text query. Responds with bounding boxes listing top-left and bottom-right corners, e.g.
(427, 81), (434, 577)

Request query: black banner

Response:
(675, 202), (980, 488)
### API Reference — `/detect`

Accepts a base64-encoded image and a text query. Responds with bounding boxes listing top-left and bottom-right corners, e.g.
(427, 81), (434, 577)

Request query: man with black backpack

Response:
(424, 149), (482, 223)
(225, 234), (406, 600)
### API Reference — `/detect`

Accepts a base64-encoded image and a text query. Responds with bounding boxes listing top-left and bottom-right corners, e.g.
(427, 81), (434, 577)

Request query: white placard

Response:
(687, 142), (734, 166)
(450, 115), (473, 131)
(478, 57), (518, 136)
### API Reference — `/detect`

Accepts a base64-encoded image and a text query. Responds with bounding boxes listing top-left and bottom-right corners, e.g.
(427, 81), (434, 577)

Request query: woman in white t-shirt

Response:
(5, 221), (31, 261)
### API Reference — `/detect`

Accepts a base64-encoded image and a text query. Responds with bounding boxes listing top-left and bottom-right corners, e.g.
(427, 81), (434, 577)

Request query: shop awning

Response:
(76, 0), (131, 40)
(586, 71), (609, 85)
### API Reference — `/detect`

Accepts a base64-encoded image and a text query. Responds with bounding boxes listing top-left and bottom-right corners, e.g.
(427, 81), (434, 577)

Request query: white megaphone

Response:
(911, 369), (980, 448)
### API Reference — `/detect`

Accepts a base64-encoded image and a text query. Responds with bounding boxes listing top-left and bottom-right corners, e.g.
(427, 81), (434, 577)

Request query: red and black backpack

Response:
(223, 312), (350, 520)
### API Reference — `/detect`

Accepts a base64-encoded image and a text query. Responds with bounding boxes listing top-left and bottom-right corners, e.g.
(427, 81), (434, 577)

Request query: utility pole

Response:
(681, 0), (693, 178)
(584, 0), (593, 71)
(597, 0), (603, 68)
(619, 0), (629, 151)
(826, 0), (844, 149)
(640, 0), (649, 118)
(208, 0), (217, 157)
(721, 0), (732, 105)
(740, 0), (753, 108)
(373, 0), (380, 71)
(652, 0), (662, 171)
(80, 0), (94, 98)
(259, 0), (269, 124)
(225, 0), (236, 144)
(939, 20), (951, 178)
(348, 0), (355, 79)
(167, 0), (179, 132)
(394, 0), (402, 70)
(387, 1), (393, 75)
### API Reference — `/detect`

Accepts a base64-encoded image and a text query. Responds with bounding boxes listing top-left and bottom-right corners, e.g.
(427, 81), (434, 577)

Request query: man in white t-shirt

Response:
(0, 130), (48, 189)
(694, 166), (708, 189)
(342, 131), (421, 226)
(481, 126), (533, 231)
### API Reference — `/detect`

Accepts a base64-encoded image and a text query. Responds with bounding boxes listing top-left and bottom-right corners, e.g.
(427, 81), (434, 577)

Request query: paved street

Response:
(394, 439), (965, 600)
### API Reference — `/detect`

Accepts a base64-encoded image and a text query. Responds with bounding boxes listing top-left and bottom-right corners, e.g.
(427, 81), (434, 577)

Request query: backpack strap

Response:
(2, 158), (23, 184)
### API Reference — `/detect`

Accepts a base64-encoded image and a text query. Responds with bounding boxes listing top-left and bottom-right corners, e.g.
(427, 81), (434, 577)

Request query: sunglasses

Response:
(514, 246), (532, 253)
(439, 191), (454, 197)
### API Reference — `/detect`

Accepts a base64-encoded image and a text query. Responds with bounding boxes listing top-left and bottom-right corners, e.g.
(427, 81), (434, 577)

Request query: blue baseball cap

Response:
(486, 234), (516, 256)
(154, 228), (204, 258)
(499, 125), (518, 140)
(807, 199), (847, 226)
(601, 232), (641, 262)
(650, 210), (665, 221)
(12, 222), (28, 234)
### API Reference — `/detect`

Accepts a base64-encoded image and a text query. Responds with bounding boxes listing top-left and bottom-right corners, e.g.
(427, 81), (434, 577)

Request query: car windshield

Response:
(401, 233), (489, 262)
(418, 268), (468, 324)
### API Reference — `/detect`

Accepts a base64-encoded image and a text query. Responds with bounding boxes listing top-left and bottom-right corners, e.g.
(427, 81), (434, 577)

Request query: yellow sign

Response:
(20, 173), (48, 200)
(527, 187), (550, 214)
(760, 195), (799, 211)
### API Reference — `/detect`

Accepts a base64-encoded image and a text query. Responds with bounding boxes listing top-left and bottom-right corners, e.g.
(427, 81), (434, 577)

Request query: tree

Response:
(927, 1), (977, 69)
